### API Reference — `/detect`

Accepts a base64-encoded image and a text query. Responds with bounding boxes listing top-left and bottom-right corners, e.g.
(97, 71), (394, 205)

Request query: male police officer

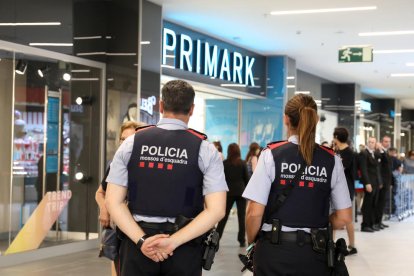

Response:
(105, 80), (227, 276)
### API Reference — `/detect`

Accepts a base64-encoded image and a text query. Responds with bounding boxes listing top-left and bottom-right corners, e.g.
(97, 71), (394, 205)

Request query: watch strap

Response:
(136, 234), (149, 249)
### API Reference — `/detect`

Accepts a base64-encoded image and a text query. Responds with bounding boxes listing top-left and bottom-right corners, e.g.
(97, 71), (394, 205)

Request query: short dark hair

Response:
(161, 80), (195, 114)
(333, 127), (349, 143)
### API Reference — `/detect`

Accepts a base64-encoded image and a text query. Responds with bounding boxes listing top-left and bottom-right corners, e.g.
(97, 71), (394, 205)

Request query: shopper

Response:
(403, 150), (414, 174)
(333, 127), (358, 255)
(105, 80), (227, 276)
(358, 137), (382, 232)
(213, 140), (225, 160)
(245, 142), (260, 179)
(216, 143), (249, 247)
(95, 121), (144, 276)
(243, 94), (352, 276)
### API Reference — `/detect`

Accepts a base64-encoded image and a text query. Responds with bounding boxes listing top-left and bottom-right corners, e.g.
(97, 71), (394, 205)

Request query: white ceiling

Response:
(149, 0), (414, 109)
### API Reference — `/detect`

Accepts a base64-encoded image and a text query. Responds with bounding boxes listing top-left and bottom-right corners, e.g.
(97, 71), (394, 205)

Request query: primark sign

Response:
(162, 22), (265, 90)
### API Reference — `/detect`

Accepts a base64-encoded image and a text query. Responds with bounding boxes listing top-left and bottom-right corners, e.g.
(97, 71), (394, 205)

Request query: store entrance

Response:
(189, 90), (239, 159)
(0, 46), (104, 257)
(358, 119), (381, 147)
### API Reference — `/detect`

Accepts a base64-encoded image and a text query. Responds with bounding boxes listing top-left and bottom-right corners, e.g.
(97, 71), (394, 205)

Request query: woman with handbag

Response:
(95, 121), (144, 276)
(243, 94), (352, 275)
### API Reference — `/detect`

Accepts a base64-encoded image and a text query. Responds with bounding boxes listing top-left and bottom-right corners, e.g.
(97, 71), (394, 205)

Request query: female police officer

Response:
(243, 94), (352, 275)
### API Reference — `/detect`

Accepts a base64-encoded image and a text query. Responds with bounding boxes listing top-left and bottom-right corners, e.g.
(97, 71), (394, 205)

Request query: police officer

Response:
(105, 80), (227, 276)
(243, 94), (352, 275)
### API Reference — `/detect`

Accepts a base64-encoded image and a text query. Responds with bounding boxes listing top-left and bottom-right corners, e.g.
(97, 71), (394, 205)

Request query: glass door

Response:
(357, 119), (380, 150)
(0, 45), (104, 256)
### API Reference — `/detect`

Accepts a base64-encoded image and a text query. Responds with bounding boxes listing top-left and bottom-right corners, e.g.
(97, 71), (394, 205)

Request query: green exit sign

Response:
(339, 47), (373, 63)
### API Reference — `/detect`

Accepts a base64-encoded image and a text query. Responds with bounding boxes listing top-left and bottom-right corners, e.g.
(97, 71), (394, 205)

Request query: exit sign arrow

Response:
(339, 47), (373, 62)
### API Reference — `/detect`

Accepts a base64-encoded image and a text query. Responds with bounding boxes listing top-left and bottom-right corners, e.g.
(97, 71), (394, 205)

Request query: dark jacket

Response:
(379, 150), (393, 188)
(223, 159), (249, 197)
(358, 149), (382, 188)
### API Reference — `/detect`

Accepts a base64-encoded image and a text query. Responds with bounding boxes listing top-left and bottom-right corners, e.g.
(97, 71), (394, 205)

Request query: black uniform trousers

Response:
(361, 186), (380, 228)
(375, 185), (389, 225)
(216, 195), (246, 245)
(253, 234), (331, 276)
(119, 227), (203, 276)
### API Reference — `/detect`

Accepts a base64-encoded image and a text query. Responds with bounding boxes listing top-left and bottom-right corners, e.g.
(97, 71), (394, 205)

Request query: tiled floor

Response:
(1, 214), (413, 276)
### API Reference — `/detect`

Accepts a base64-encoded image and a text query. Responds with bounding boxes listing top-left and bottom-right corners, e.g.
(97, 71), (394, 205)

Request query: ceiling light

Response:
(374, 49), (414, 54)
(37, 66), (49, 78)
(390, 73), (414, 77)
(286, 76), (295, 80)
(141, 41), (151, 45)
(75, 52), (136, 56)
(75, 96), (93, 105)
(0, 22), (61, 26)
(295, 91), (310, 94)
(359, 30), (414, 36)
(270, 6), (377, 15)
(29, 43), (73, 46)
(71, 78), (99, 81)
(73, 36), (102, 40)
(106, 52), (136, 56)
(15, 60), (27, 75)
(287, 85), (295, 88)
(63, 72), (71, 81)
(71, 69), (90, 73)
(74, 171), (91, 182)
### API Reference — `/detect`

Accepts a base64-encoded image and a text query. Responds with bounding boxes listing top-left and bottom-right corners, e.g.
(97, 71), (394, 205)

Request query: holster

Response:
(310, 228), (328, 253)
(202, 229), (220, 270)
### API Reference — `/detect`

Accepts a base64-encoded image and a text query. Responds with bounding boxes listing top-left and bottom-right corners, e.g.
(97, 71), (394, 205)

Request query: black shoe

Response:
(347, 246), (358, 255)
(381, 223), (389, 228)
(372, 224), (381, 231)
(361, 226), (374, 232)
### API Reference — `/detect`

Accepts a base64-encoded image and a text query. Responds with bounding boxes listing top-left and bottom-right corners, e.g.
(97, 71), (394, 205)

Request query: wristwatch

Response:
(136, 234), (149, 249)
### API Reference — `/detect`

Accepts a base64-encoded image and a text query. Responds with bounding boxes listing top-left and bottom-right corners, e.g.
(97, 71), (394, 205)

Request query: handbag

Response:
(98, 227), (120, 261)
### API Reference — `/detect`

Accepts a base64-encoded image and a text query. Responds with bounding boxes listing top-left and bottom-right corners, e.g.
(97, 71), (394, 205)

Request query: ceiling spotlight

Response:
(15, 60), (27, 75)
(75, 171), (91, 183)
(75, 96), (93, 105)
(63, 72), (71, 81)
(37, 66), (49, 78)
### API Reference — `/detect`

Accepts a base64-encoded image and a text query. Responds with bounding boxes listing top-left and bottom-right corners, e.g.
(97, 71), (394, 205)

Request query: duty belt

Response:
(137, 221), (176, 232)
(261, 230), (312, 244)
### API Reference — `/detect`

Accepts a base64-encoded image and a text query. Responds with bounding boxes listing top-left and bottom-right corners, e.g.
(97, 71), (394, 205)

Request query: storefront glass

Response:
(0, 42), (104, 256)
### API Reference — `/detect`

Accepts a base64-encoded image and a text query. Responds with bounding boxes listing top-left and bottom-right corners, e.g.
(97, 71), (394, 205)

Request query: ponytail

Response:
(284, 94), (318, 166)
(297, 107), (318, 165)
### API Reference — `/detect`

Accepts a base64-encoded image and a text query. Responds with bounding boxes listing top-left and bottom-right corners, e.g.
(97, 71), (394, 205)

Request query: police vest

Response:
(127, 126), (206, 218)
(264, 141), (335, 228)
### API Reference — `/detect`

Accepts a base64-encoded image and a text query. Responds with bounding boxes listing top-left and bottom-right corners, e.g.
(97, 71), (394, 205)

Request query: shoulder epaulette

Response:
(319, 144), (335, 156)
(135, 125), (155, 132)
(187, 128), (207, 140)
(267, 140), (289, 150)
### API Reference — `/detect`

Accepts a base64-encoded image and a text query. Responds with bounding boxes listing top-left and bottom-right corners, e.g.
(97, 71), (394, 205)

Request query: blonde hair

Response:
(120, 121), (146, 138)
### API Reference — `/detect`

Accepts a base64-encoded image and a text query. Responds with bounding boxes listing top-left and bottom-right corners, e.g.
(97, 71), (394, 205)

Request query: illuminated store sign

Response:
(140, 96), (156, 115)
(162, 27), (256, 87)
(360, 100), (372, 112)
